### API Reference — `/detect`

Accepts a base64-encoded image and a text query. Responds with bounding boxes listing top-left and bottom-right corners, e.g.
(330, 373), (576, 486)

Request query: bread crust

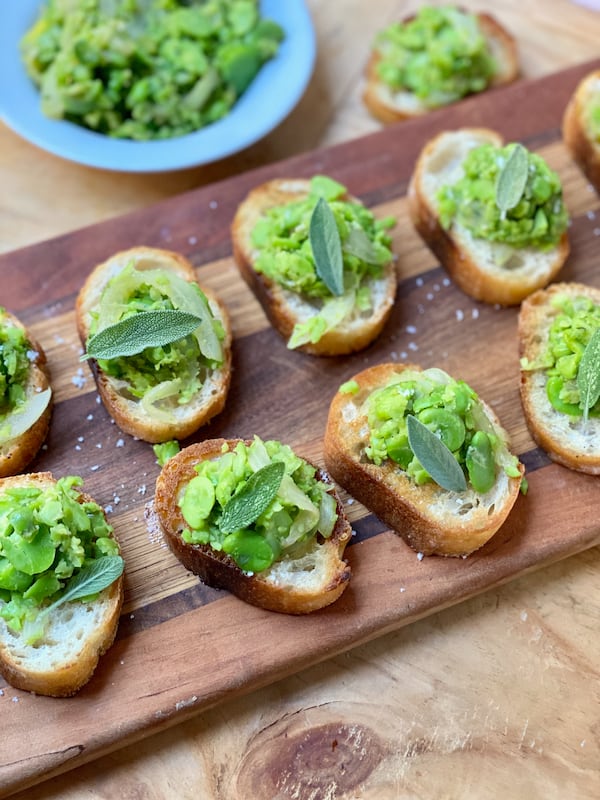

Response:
(519, 282), (600, 474)
(363, 12), (519, 124)
(231, 179), (397, 356)
(76, 246), (232, 443)
(324, 364), (523, 557)
(155, 439), (352, 614)
(0, 310), (52, 478)
(0, 472), (124, 696)
(408, 128), (570, 305)
(562, 69), (600, 193)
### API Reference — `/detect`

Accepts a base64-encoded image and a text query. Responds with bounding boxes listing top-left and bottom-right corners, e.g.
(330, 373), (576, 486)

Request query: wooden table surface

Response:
(2, 2), (600, 798)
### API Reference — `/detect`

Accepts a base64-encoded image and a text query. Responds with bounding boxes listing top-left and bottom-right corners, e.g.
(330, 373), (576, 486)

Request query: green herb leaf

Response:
(406, 414), (467, 493)
(309, 197), (344, 296)
(496, 143), (529, 214)
(82, 309), (204, 361)
(343, 226), (380, 264)
(219, 461), (285, 534)
(49, 555), (124, 609)
(577, 328), (600, 422)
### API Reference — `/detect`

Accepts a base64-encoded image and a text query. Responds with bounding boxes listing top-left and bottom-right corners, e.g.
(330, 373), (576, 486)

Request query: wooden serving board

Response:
(1, 60), (599, 798)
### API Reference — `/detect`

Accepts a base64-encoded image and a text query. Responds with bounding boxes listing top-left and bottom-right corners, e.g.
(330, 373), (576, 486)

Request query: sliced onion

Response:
(139, 379), (181, 422)
(0, 388), (51, 445)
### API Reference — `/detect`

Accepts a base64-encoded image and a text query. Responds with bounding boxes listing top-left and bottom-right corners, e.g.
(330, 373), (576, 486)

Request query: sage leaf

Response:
(496, 143), (529, 214)
(309, 197), (344, 296)
(82, 309), (204, 361)
(577, 328), (600, 422)
(220, 461), (285, 534)
(343, 226), (380, 264)
(44, 555), (124, 616)
(406, 414), (467, 493)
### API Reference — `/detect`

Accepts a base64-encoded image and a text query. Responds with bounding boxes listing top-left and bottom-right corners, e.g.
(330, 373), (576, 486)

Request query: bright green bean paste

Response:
(524, 294), (600, 417)
(373, 5), (496, 108)
(179, 437), (338, 574)
(250, 175), (396, 349)
(89, 262), (225, 422)
(21, 0), (284, 140)
(0, 311), (31, 426)
(0, 476), (118, 634)
(437, 143), (569, 249)
(364, 368), (521, 493)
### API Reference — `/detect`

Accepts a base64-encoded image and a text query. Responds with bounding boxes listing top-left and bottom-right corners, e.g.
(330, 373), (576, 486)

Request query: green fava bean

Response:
(418, 407), (466, 452)
(465, 431), (496, 493)
(181, 475), (215, 530)
(222, 531), (275, 573)
(546, 376), (581, 416)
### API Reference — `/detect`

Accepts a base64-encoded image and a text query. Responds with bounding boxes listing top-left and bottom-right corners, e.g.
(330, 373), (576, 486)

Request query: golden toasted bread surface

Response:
(155, 439), (352, 614)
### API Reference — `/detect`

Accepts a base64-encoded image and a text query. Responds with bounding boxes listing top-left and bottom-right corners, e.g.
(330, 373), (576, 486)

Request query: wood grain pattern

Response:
(1, 59), (600, 798)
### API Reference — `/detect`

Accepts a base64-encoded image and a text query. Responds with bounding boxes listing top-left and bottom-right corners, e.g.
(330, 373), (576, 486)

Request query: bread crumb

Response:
(75, 445), (81, 451)
(90, 465), (99, 472)
(455, 309), (464, 321)
(586, 210), (596, 220)
(77, 436), (84, 442)
(406, 325), (417, 334)
(0, 689), (4, 696)
(138, 484), (147, 495)
(116, 438), (125, 448)
(442, 278), (451, 287)
(408, 342), (418, 351)
(426, 292), (434, 301)
(400, 587), (406, 593)
(416, 277), (424, 287)
(520, 610), (528, 621)
(209, 200), (218, 210)
(417, 552), (424, 561)
(472, 308), (480, 319)
(105, 505), (113, 514)
(593, 227), (600, 236)
(96, 443), (102, 449)
(11, 696), (18, 703)
(188, 235), (198, 245)
(87, 413), (94, 421)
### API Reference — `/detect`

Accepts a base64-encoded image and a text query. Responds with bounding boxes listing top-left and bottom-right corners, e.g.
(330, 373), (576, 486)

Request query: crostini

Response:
(363, 5), (518, 124)
(77, 247), (232, 443)
(519, 282), (600, 474)
(155, 436), (352, 613)
(231, 175), (397, 356)
(563, 69), (600, 193)
(324, 364), (524, 557)
(0, 472), (124, 696)
(408, 128), (570, 305)
(0, 308), (52, 478)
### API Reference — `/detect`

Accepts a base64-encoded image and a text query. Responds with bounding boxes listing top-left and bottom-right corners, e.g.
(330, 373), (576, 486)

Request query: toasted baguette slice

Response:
(155, 439), (352, 613)
(324, 364), (524, 557)
(0, 472), (123, 696)
(76, 246), (232, 443)
(563, 69), (600, 193)
(519, 282), (600, 474)
(231, 179), (397, 356)
(408, 128), (570, 305)
(0, 309), (52, 478)
(363, 13), (518, 124)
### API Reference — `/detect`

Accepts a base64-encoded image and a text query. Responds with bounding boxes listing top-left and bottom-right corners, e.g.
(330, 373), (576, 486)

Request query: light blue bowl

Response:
(0, 1), (316, 173)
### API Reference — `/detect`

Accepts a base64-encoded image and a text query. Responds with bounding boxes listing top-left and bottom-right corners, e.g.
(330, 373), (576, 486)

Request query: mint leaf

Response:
(220, 462), (285, 534)
(82, 309), (204, 361)
(309, 197), (344, 296)
(406, 414), (467, 493)
(577, 328), (600, 422)
(496, 143), (529, 215)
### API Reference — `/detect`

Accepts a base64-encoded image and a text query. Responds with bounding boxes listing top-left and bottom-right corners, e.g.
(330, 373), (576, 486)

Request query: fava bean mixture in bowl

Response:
(21, 0), (284, 141)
